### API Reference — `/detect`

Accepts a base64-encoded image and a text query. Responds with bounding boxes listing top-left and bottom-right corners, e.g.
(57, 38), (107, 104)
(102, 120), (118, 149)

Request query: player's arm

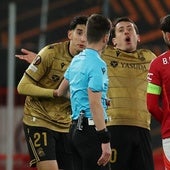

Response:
(146, 82), (163, 123)
(15, 48), (37, 64)
(54, 78), (70, 98)
(17, 74), (54, 98)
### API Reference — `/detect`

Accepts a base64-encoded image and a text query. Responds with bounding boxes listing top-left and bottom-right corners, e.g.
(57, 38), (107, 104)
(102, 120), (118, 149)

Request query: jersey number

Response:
(110, 148), (117, 163)
(34, 132), (47, 147)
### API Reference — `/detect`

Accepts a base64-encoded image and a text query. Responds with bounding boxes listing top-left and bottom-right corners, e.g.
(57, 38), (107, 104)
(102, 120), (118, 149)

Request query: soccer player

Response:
(102, 17), (155, 170)
(17, 15), (87, 170)
(147, 14), (170, 170)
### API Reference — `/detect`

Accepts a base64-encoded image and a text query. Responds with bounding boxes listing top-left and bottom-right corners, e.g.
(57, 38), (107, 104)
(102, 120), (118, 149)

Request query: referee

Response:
(56, 14), (112, 170)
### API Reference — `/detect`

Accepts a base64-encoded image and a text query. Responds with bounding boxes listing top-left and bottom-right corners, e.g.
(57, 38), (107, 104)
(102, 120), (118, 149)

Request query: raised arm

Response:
(15, 48), (37, 64)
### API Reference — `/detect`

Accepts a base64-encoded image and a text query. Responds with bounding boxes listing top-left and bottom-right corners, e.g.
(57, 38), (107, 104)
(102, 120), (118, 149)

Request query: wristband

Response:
(97, 128), (111, 143)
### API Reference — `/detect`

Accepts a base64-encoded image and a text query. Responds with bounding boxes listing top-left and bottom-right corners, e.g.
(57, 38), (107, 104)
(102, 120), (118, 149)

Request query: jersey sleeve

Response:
(17, 74), (54, 97)
(88, 61), (108, 92)
(147, 58), (161, 86)
(26, 45), (53, 82)
(147, 57), (163, 123)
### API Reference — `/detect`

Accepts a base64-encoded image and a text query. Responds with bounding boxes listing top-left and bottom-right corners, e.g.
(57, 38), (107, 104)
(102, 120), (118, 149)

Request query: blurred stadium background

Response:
(0, 0), (169, 169)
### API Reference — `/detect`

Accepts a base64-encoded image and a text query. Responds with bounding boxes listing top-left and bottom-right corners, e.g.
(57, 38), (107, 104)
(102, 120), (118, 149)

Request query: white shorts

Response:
(162, 138), (170, 170)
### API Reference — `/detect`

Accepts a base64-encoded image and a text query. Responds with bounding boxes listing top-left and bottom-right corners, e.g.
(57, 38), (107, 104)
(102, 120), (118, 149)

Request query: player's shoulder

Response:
(38, 41), (69, 57)
(137, 49), (156, 60)
(102, 45), (117, 57)
(51, 41), (69, 51)
(158, 50), (170, 58)
(151, 50), (170, 64)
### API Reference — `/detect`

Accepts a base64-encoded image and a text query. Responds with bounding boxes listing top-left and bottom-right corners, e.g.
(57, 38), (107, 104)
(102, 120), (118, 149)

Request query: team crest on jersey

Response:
(110, 60), (118, 67)
(33, 55), (41, 65)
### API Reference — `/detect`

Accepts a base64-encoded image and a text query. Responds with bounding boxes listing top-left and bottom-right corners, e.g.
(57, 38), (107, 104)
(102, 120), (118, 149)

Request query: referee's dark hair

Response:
(86, 14), (112, 44)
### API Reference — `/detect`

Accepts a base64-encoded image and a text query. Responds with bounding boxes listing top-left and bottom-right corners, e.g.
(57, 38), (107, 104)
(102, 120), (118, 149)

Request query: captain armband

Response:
(97, 128), (111, 143)
(147, 82), (161, 95)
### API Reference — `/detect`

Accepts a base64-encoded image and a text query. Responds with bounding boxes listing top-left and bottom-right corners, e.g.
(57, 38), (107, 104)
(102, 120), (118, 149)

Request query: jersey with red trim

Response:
(102, 45), (156, 130)
(147, 50), (170, 138)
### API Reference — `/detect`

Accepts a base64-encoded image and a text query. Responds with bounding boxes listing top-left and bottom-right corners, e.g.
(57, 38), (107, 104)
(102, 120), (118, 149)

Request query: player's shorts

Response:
(107, 125), (154, 170)
(23, 123), (73, 170)
(70, 118), (110, 170)
(162, 138), (170, 170)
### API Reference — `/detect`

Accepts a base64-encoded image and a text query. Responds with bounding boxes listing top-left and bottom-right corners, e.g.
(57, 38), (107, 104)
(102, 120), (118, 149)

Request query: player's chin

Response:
(78, 47), (85, 52)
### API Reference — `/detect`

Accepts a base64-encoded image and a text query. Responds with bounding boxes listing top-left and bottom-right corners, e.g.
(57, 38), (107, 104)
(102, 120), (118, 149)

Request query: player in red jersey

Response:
(147, 14), (170, 170)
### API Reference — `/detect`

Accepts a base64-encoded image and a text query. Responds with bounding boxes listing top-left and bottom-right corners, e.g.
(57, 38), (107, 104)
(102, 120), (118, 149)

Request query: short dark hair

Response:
(69, 16), (88, 30)
(160, 14), (170, 33)
(111, 17), (139, 38)
(86, 14), (112, 43)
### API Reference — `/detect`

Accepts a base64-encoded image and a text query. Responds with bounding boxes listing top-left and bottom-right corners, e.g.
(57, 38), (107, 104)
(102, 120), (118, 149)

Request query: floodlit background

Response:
(0, 0), (169, 169)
